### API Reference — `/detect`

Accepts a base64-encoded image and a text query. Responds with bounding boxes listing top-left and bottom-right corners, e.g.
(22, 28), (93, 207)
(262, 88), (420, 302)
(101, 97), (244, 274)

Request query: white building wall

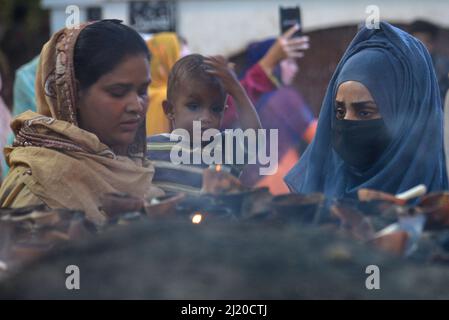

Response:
(48, 7), (87, 34)
(178, 0), (449, 56)
(41, 0), (449, 56)
(42, 0), (129, 33)
(101, 2), (129, 24)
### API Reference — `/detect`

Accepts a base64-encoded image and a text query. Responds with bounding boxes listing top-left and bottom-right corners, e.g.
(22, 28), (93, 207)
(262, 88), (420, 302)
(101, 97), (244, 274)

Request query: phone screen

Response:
(279, 6), (302, 37)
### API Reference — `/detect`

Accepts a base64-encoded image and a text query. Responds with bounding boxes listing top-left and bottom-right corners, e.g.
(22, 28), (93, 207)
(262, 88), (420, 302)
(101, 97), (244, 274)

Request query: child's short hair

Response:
(167, 54), (226, 103)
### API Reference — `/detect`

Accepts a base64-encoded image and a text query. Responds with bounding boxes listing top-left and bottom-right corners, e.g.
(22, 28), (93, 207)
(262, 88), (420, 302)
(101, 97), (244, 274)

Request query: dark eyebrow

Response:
(186, 94), (203, 101)
(351, 101), (377, 109)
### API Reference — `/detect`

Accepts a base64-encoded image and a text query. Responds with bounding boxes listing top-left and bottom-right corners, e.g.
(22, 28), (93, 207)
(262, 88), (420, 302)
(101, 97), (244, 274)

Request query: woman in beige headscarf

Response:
(0, 20), (162, 226)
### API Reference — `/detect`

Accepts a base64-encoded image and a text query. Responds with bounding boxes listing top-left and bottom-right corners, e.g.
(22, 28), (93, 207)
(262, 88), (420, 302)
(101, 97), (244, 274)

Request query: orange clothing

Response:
(146, 33), (180, 135)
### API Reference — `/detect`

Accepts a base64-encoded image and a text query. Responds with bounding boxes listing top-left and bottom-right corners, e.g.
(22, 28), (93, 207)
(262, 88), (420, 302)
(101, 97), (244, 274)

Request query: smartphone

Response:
(279, 6), (302, 37)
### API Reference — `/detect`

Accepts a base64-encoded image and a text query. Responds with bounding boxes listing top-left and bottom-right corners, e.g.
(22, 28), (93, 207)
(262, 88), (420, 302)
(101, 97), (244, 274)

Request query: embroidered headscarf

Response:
(1, 22), (157, 224)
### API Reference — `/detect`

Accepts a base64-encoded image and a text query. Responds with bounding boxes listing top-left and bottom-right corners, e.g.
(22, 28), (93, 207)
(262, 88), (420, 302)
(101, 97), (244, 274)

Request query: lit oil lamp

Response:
(191, 212), (204, 224)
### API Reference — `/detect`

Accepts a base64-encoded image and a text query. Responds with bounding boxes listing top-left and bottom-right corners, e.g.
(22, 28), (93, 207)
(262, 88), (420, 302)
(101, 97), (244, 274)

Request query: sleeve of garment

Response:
(258, 86), (316, 143)
(280, 96), (316, 144)
(0, 166), (45, 208)
(302, 119), (318, 144)
(221, 63), (277, 129)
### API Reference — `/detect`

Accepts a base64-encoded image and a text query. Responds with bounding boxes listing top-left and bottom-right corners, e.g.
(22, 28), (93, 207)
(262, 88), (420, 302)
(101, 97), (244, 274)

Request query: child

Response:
(147, 54), (262, 195)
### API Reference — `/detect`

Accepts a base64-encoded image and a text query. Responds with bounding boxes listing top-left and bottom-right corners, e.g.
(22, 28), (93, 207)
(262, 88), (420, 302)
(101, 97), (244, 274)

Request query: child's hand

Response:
(204, 55), (242, 96)
(204, 55), (262, 130)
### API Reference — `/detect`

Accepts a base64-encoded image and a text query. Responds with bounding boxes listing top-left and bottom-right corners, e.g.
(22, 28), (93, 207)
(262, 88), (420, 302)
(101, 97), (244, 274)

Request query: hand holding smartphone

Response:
(259, 5), (308, 76)
(279, 6), (302, 37)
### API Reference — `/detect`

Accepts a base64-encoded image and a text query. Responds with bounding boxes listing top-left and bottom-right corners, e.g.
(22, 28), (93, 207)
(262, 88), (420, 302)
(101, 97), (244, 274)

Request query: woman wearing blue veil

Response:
(284, 22), (448, 199)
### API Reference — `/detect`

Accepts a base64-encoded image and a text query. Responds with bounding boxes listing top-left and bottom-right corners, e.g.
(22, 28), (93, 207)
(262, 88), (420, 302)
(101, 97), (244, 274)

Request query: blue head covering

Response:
(240, 38), (281, 79)
(246, 38), (276, 67)
(284, 22), (448, 198)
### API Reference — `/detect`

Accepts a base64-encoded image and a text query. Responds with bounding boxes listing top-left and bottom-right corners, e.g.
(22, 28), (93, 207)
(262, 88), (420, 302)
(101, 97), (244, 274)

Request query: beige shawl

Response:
(0, 23), (156, 225)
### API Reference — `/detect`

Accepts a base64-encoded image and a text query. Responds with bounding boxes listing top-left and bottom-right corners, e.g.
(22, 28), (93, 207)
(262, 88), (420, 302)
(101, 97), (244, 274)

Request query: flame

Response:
(191, 212), (203, 224)
(215, 165), (222, 172)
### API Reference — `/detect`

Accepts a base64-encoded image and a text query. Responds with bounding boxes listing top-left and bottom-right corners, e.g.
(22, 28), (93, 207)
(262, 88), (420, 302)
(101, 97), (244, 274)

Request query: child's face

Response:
(163, 78), (226, 137)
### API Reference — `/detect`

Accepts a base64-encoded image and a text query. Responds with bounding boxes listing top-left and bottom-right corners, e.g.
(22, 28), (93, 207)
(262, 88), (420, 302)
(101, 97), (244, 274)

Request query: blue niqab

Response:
(284, 22), (448, 198)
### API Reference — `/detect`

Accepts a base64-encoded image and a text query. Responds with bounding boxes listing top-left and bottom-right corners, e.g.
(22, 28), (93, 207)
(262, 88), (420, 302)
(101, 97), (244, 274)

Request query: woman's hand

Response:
(99, 192), (144, 220)
(259, 24), (310, 76)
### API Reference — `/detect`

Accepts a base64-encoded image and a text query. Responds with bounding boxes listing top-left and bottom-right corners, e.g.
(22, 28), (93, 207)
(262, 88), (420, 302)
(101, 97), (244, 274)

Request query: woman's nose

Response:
(344, 109), (358, 120)
(126, 93), (144, 113)
(344, 115), (356, 120)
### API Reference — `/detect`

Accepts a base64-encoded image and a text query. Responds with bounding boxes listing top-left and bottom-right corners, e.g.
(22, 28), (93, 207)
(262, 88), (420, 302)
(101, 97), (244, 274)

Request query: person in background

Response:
(145, 32), (190, 136)
(409, 20), (449, 104)
(13, 55), (39, 116)
(0, 56), (41, 179)
(222, 25), (310, 129)
(0, 51), (12, 109)
(0, 52), (12, 184)
(0, 74), (11, 186)
(285, 22), (447, 199)
(226, 25), (317, 194)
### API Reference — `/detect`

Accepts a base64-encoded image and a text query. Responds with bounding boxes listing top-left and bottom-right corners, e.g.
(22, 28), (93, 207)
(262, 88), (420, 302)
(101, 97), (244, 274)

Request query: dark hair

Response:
(409, 20), (439, 40)
(167, 54), (226, 102)
(13, 4), (28, 22)
(74, 20), (150, 90)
